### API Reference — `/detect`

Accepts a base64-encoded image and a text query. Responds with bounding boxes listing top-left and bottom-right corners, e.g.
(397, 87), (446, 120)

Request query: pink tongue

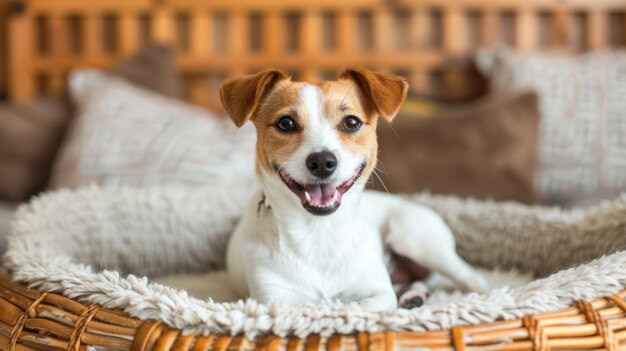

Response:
(303, 184), (337, 206)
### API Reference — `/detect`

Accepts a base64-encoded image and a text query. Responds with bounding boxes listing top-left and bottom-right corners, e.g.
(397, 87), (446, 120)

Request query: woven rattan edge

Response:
(1, 273), (625, 351)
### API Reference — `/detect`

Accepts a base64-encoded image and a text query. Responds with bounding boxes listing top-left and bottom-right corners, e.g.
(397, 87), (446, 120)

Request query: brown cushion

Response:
(0, 96), (69, 164)
(0, 44), (182, 202)
(109, 44), (183, 99)
(371, 91), (543, 204)
(0, 97), (70, 201)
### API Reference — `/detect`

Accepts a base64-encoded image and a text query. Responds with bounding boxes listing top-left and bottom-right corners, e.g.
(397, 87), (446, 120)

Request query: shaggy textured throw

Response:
(3, 186), (626, 338)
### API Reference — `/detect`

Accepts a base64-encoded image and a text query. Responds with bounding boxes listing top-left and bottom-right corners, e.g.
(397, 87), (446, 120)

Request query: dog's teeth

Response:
(332, 191), (339, 202)
(305, 191), (312, 203)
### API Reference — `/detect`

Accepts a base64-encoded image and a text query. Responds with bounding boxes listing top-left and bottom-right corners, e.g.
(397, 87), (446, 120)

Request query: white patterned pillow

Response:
(477, 48), (626, 204)
(49, 70), (256, 189)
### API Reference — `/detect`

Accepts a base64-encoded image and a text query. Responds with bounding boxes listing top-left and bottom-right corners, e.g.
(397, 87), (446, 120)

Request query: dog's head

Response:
(220, 67), (408, 216)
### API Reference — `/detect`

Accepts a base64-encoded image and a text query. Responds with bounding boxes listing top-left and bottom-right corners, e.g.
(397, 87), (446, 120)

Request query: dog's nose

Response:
(306, 151), (337, 178)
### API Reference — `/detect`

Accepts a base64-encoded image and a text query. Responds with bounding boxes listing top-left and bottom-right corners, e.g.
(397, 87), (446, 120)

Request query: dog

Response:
(220, 67), (488, 310)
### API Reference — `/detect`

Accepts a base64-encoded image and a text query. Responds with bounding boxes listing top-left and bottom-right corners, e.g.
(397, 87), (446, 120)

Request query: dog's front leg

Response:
(357, 290), (397, 311)
(248, 269), (319, 306)
(252, 288), (313, 306)
(343, 264), (398, 311)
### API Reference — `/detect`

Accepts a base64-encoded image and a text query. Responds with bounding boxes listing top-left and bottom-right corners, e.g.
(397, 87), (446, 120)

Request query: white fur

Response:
(226, 84), (488, 311)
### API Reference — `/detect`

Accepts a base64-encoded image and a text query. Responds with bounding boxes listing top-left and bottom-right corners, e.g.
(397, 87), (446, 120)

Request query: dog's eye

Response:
(276, 116), (297, 132)
(341, 115), (362, 133)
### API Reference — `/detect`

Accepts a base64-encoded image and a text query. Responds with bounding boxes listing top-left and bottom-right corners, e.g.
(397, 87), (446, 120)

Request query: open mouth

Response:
(277, 163), (366, 216)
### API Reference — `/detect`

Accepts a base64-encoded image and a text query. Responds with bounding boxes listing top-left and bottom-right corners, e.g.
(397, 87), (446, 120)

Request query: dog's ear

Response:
(220, 69), (288, 127)
(340, 66), (409, 122)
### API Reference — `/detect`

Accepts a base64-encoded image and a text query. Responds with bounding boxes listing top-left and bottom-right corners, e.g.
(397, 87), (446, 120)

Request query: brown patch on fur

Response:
(253, 80), (308, 174)
(340, 66), (409, 122)
(220, 70), (288, 127)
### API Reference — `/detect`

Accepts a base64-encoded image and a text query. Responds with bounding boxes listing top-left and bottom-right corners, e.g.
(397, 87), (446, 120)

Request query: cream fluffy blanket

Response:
(3, 186), (626, 338)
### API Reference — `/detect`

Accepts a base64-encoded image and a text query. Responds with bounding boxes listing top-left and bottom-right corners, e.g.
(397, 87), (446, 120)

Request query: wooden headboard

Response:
(6, 0), (626, 108)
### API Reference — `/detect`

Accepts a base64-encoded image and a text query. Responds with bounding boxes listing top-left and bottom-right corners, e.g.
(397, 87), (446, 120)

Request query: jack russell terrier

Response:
(220, 67), (488, 310)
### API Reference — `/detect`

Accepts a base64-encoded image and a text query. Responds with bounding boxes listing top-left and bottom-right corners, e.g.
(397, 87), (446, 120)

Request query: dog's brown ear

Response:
(220, 69), (288, 127)
(340, 66), (409, 122)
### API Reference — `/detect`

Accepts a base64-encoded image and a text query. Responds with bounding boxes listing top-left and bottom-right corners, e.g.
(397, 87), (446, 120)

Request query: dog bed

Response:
(2, 186), (626, 350)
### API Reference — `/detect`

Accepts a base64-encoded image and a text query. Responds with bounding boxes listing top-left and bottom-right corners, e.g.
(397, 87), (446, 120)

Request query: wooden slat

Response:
(393, 0), (626, 10)
(587, 10), (608, 49)
(443, 6), (466, 99)
(228, 11), (246, 76)
(163, 0), (379, 10)
(480, 10), (498, 46)
(119, 12), (140, 56)
(83, 14), (102, 58)
(410, 6), (431, 49)
(264, 11), (283, 57)
(191, 12), (212, 55)
(443, 6), (465, 53)
(50, 15), (70, 56)
(152, 7), (174, 43)
(28, 0), (152, 14)
(337, 10), (355, 55)
(373, 7), (393, 53)
(8, 11), (34, 100)
(28, 51), (464, 74)
(516, 9), (539, 51)
(553, 9), (571, 50)
(49, 15), (69, 93)
(301, 11), (322, 82)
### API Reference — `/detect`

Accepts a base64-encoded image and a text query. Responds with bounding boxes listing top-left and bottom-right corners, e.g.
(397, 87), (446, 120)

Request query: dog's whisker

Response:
(372, 169), (390, 193)
(374, 165), (389, 177)
(384, 118), (401, 140)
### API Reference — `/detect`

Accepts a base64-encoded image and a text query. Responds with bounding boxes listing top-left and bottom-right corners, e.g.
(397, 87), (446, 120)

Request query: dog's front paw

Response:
(358, 298), (386, 311)
(358, 295), (397, 311)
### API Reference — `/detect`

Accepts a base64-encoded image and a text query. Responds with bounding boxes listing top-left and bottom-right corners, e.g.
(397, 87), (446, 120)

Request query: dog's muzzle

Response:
(276, 163), (365, 216)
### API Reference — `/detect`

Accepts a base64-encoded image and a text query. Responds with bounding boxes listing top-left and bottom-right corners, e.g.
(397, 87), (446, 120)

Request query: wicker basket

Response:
(1, 272), (625, 351)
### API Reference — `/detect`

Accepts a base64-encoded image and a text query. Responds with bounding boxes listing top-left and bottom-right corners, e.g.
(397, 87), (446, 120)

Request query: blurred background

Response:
(2, 0), (626, 103)
(0, 0), (625, 251)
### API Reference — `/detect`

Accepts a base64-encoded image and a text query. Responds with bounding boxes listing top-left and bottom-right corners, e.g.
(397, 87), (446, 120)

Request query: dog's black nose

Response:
(306, 151), (337, 178)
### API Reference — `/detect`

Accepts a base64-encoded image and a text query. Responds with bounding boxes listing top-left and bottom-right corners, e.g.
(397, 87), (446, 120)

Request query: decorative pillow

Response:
(371, 91), (543, 204)
(477, 48), (626, 204)
(0, 44), (183, 202)
(48, 70), (256, 189)
(0, 97), (69, 201)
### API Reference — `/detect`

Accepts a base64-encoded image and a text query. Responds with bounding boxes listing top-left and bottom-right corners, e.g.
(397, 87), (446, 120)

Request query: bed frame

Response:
(6, 0), (626, 108)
